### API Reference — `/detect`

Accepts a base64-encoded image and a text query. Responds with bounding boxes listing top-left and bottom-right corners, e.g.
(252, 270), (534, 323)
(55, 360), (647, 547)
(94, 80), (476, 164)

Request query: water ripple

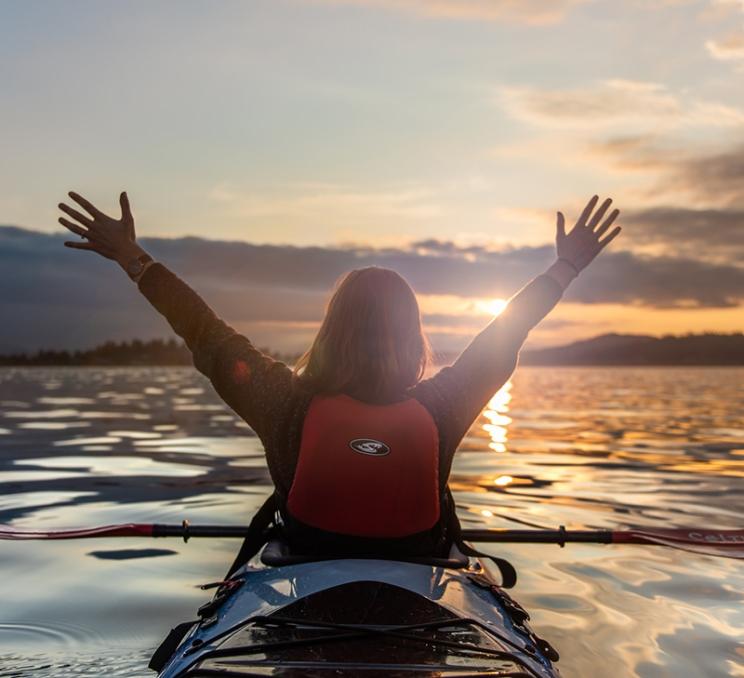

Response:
(0, 366), (742, 677)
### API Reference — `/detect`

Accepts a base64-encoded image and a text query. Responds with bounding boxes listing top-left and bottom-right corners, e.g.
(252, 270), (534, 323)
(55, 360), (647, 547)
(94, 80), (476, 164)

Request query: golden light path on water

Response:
(483, 380), (513, 454)
(480, 298), (512, 456)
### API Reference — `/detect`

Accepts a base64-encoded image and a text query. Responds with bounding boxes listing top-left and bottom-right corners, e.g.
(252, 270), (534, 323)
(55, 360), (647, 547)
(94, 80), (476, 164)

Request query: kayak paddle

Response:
(1, 522), (743, 558)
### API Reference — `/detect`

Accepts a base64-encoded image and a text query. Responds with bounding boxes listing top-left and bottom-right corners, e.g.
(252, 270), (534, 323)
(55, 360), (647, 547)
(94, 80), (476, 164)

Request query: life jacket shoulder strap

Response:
(225, 491), (280, 578)
(442, 486), (517, 589)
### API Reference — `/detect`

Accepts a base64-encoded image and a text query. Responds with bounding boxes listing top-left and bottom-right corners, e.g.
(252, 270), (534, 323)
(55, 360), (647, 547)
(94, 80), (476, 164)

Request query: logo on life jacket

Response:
(349, 438), (390, 456)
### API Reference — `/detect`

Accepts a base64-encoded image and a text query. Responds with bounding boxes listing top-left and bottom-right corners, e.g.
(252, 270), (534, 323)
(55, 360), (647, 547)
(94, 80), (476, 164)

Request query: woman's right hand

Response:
(59, 191), (143, 265)
(556, 195), (621, 274)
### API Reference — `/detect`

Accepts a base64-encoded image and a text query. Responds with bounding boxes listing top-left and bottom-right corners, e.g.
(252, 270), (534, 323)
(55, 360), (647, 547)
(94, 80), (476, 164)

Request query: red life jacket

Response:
(286, 393), (440, 538)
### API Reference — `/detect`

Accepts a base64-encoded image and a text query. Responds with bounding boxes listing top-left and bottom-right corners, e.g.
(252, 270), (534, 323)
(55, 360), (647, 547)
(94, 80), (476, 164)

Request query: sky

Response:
(1, 0), (743, 353)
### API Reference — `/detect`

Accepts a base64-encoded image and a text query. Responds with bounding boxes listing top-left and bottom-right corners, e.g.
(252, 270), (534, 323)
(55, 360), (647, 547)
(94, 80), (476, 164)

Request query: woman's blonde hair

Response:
(294, 266), (431, 398)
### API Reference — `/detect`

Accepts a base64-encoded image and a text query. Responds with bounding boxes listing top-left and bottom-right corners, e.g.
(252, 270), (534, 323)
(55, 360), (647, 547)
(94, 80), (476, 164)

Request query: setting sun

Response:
(477, 298), (509, 318)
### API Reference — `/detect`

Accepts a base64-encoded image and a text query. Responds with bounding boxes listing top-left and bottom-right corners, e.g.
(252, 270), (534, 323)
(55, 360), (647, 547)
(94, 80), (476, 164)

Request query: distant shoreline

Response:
(1, 332), (743, 367)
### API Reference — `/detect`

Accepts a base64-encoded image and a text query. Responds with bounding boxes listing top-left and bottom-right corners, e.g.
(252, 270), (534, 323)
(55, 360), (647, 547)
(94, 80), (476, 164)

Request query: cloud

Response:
(565, 251), (744, 308)
(585, 134), (681, 171)
(497, 80), (744, 130)
(209, 182), (443, 223)
(1, 225), (743, 353)
(670, 145), (744, 206)
(313, 0), (590, 25)
(706, 29), (744, 61)
(621, 206), (744, 262)
(536, 134), (744, 266)
(587, 136), (744, 208)
(703, 0), (744, 65)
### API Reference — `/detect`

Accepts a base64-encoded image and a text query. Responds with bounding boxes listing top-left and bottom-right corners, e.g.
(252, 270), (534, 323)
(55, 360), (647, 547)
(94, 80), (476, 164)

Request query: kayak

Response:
(154, 540), (560, 677)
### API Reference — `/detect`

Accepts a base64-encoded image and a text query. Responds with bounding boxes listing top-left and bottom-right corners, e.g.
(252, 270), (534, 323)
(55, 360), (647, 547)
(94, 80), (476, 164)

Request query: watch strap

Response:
(132, 259), (156, 284)
(127, 253), (154, 281)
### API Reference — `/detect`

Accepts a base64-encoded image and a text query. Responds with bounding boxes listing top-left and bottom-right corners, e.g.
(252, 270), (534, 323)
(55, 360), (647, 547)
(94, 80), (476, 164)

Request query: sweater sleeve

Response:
(414, 274), (564, 454)
(137, 262), (294, 442)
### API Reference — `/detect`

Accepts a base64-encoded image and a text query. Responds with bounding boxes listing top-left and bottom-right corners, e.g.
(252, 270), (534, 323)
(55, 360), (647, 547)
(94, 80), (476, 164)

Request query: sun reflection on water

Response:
(482, 380), (513, 453)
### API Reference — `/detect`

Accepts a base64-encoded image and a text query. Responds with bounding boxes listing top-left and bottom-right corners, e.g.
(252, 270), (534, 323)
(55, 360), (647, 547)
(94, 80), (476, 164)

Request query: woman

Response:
(57, 192), (621, 569)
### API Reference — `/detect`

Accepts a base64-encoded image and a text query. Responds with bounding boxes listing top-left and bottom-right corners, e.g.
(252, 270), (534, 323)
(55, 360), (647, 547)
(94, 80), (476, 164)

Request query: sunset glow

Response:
(1, 0), (742, 354)
(476, 298), (509, 318)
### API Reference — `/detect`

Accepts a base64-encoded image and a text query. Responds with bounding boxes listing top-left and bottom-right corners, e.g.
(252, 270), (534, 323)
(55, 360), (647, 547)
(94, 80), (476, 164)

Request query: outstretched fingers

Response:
(119, 191), (132, 220)
(68, 191), (105, 219)
(63, 241), (98, 251)
(595, 208), (620, 238)
(576, 195), (599, 229)
(597, 226), (622, 251)
(587, 198), (613, 231)
(58, 216), (89, 238)
(58, 202), (93, 228)
(556, 211), (566, 239)
(63, 237), (116, 259)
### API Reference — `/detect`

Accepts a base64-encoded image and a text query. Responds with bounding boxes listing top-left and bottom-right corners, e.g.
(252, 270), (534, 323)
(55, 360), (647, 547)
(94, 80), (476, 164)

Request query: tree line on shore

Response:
(0, 338), (301, 366)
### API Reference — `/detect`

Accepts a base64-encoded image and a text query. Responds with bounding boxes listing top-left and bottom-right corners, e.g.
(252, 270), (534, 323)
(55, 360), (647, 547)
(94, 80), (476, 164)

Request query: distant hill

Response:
(520, 332), (744, 366)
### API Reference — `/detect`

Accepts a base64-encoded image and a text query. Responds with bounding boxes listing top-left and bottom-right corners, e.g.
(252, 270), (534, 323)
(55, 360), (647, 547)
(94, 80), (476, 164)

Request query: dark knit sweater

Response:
(138, 264), (563, 499)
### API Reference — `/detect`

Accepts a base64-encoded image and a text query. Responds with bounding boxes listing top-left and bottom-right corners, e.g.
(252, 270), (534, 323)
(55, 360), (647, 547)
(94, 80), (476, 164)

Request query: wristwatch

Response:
(125, 253), (154, 281)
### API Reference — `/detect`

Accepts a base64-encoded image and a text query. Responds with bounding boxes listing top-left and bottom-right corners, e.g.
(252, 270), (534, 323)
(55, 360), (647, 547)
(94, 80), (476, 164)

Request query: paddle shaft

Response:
(3, 523), (743, 550)
(157, 525), (744, 547)
(154, 525), (594, 540)
(153, 525), (614, 543)
(462, 528), (612, 544)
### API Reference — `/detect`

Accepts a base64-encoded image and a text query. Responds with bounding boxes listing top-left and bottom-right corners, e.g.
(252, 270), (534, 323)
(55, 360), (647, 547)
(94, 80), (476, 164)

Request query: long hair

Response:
(294, 267), (432, 398)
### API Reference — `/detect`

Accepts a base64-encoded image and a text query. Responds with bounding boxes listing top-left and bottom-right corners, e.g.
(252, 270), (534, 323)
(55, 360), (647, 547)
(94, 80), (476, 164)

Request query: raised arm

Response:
(417, 195), (621, 444)
(460, 194), (621, 365)
(57, 191), (294, 440)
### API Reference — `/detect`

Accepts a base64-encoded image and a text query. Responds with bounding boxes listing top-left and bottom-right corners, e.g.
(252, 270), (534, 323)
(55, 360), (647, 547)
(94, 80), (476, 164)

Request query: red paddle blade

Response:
(0, 523), (154, 540)
(612, 528), (744, 559)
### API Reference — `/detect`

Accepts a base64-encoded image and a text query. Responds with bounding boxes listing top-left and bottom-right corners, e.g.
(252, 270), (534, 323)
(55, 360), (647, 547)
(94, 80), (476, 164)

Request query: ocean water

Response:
(0, 366), (742, 677)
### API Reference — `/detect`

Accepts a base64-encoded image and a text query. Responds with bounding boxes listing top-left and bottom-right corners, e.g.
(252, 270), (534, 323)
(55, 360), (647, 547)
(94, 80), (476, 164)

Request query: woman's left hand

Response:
(58, 191), (141, 264)
(556, 195), (621, 274)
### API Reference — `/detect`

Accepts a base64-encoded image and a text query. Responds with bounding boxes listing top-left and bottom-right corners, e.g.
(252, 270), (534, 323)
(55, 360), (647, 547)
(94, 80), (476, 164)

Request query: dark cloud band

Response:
(1, 225), (742, 352)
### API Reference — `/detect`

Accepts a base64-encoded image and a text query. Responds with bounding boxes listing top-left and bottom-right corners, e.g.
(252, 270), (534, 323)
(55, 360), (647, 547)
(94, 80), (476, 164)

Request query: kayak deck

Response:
(157, 554), (560, 677)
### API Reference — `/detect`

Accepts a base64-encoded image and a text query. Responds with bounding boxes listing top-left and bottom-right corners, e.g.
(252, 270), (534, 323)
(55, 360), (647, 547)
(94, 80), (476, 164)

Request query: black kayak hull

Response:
(156, 554), (560, 677)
